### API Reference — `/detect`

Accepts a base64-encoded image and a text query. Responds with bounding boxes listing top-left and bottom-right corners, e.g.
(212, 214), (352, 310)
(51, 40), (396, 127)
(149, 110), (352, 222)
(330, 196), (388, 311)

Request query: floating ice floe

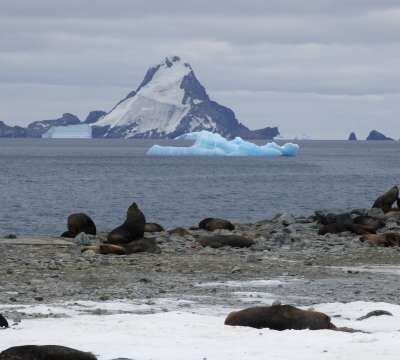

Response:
(147, 131), (299, 157)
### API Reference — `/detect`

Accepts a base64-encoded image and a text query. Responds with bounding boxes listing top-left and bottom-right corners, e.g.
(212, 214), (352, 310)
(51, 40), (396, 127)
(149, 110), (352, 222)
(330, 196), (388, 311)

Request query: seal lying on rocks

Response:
(372, 186), (399, 213)
(198, 235), (254, 248)
(107, 203), (146, 244)
(0, 345), (96, 360)
(144, 223), (164, 233)
(0, 314), (8, 328)
(360, 232), (400, 247)
(82, 238), (161, 255)
(198, 218), (235, 231)
(224, 304), (336, 330)
(61, 213), (96, 238)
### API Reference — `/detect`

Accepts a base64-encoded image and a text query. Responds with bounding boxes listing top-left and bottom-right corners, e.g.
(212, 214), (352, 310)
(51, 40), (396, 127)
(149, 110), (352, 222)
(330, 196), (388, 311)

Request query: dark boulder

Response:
(198, 235), (254, 248)
(198, 218), (235, 231)
(0, 314), (8, 328)
(0, 345), (96, 360)
(61, 213), (96, 238)
(107, 203), (146, 244)
(144, 223), (164, 233)
(224, 304), (335, 330)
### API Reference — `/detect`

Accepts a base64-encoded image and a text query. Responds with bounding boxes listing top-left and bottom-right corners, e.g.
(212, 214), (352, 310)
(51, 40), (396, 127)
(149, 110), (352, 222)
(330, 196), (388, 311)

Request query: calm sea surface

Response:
(1, 139), (399, 235)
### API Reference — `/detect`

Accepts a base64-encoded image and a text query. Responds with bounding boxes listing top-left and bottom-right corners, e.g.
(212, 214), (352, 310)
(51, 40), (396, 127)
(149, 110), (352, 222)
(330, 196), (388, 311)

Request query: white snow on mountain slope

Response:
(95, 57), (193, 135)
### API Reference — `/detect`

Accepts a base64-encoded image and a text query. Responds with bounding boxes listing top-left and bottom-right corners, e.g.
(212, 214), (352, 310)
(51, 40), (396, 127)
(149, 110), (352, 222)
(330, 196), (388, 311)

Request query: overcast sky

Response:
(1, 0), (400, 139)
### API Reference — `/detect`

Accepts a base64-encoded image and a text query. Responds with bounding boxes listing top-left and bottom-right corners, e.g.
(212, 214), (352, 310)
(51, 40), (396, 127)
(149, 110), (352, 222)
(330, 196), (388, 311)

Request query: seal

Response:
(107, 202), (146, 244)
(144, 223), (164, 233)
(61, 213), (96, 238)
(0, 345), (97, 360)
(0, 314), (8, 328)
(198, 234), (254, 248)
(372, 186), (399, 213)
(224, 304), (335, 330)
(360, 232), (400, 247)
(82, 238), (161, 255)
(198, 218), (235, 231)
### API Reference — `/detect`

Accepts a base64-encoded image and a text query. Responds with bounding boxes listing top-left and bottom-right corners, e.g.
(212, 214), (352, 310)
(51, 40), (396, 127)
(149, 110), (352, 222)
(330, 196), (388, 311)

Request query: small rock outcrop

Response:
(0, 345), (97, 360)
(366, 130), (393, 141)
(198, 218), (235, 231)
(61, 213), (97, 238)
(348, 132), (357, 141)
(107, 202), (146, 244)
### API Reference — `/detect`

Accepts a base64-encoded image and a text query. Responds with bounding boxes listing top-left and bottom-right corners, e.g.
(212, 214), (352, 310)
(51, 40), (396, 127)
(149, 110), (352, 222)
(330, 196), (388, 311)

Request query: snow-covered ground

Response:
(2, 299), (400, 359)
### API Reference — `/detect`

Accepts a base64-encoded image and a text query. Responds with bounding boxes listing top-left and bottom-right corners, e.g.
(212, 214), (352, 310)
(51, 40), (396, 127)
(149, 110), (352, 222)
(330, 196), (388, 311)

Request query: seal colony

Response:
(2, 186), (400, 356)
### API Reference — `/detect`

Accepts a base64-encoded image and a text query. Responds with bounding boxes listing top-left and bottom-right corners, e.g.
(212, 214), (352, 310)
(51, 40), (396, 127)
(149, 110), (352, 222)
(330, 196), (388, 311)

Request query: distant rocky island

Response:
(366, 130), (394, 141)
(348, 132), (357, 141)
(0, 56), (279, 140)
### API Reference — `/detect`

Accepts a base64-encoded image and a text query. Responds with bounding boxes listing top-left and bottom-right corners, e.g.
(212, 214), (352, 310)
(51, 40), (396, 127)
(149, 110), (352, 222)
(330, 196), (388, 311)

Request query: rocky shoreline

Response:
(2, 198), (400, 320)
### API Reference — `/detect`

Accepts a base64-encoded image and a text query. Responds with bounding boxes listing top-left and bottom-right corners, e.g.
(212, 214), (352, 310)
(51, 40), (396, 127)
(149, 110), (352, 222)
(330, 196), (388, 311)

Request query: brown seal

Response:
(82, 238), (161, 255)
(107, 202), (146, 244)
(372, 186), (399, 213)
(198, 235), (254, 248)
(0, 345), (96, 360)
(224, 304), (335, 330)
(61, 213), (96, 238)
(198, 218), (235, 231)
(360, 232), (400, 247)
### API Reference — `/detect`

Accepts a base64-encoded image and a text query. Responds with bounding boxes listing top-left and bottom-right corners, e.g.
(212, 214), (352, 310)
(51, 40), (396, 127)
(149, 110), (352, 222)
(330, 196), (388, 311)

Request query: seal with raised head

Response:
(0, 345), (97, 360)
(224, 304), (336, 330)
(0, 314), (8, 328)
(61, 213), (96, 238)
(198, 218), (235, 231)
(372, 186), (399, 213)
(107, 202), (146, 244)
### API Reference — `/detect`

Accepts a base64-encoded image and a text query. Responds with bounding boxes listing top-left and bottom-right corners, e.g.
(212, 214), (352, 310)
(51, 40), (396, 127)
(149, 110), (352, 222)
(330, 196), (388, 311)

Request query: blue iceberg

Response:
(147, 131), (299, 157)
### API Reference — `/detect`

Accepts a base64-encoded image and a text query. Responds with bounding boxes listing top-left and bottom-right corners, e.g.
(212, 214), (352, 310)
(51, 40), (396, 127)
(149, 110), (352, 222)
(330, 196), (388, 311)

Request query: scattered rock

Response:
(0, 345), (97, 360)
(198, 218), (235, 231)
(61, 213), (97, 238)
(245, 254), (258, 263)
(74, 232), (100, 246)
(357, 310), (393, 321)
(168, 227), (191, 237)
(107, 203), (146, 244)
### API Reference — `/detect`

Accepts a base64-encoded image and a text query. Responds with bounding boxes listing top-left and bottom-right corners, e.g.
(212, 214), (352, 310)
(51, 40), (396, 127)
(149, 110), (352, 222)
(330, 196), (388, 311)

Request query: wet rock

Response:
(245, 254), (258, 263)
(357, 310), (393, 321)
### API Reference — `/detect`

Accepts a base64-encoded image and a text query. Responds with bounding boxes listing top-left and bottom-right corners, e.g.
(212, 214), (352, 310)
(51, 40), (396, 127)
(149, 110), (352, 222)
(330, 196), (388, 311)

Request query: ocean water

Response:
(0, 139), (399, 235)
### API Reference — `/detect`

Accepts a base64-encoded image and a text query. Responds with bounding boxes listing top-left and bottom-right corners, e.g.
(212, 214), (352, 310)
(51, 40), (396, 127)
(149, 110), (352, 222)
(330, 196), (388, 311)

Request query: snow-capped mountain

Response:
(92, 56), (278, 139)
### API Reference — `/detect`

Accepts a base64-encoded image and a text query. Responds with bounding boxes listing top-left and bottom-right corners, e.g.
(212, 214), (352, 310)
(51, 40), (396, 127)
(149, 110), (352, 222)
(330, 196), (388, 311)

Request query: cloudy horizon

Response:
(1, 0), (400, 139)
